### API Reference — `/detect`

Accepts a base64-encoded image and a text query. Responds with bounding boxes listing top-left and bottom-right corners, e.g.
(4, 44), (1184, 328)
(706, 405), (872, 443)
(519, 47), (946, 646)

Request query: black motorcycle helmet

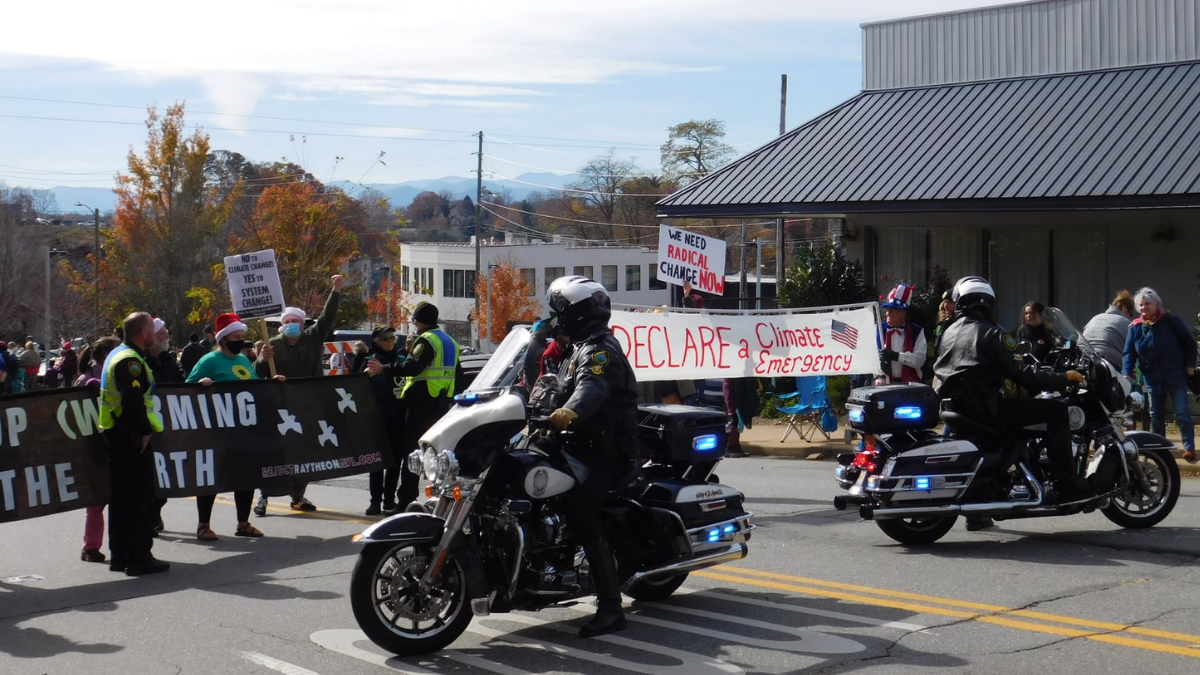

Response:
(951, 275), (996, 320)
(546, 275), (611, 340)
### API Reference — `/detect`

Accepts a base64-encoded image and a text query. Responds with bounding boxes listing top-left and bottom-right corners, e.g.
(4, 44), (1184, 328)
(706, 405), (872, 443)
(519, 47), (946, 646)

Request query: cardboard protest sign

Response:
(224, 249), (286, 320)
(609, 305), (880, 381)
(657, 225), (727, 294)
(0, 375), (394, 522)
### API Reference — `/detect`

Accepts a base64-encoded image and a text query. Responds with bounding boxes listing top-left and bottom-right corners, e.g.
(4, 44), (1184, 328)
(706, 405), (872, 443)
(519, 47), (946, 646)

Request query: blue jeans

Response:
(1148, 387), (1195, 451)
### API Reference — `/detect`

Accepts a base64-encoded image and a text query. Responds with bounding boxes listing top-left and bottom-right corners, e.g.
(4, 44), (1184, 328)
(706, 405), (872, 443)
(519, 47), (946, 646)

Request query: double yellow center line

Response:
(695, 567), (1200, 659)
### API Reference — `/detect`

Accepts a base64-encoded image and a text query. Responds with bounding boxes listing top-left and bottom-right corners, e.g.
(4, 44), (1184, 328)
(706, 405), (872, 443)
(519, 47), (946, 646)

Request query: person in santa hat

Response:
(252, 274), (344, 515)
(186, 312), (283, 539)
(878, 283), (927, 384)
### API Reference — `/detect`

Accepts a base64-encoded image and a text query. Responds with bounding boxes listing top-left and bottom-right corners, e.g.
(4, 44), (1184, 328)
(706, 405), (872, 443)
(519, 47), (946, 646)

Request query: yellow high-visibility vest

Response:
(98, 345), (164, 433)
(401, 329), (460, 399)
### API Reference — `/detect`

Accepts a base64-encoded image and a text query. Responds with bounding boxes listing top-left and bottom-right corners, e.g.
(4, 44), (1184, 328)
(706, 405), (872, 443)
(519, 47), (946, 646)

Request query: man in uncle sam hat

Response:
(879, 283), (927, 384)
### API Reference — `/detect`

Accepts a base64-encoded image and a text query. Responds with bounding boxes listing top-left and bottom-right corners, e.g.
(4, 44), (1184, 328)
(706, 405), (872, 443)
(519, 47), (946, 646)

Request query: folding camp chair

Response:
(777, 376), (831, 442)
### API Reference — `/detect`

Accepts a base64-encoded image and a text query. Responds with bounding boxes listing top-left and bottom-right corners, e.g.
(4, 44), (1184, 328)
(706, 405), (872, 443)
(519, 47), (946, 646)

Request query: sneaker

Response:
(81, 548), (107, 563)
(253, 495), (268, 517)
(291, 497), (317, 512)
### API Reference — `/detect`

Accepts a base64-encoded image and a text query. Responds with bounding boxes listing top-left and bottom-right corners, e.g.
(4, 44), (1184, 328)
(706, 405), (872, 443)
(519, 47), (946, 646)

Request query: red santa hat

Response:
(214, 313), (247, 342)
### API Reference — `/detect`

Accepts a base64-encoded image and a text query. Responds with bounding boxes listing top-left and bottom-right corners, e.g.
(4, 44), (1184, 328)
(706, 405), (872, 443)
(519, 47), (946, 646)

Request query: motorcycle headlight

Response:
(437, 450), (459, 480)
(422, 447), (439, 482)
(406, 449), (423, 475)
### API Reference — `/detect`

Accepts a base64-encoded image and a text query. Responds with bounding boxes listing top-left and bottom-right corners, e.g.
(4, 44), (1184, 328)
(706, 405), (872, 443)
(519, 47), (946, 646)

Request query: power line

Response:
(488, 173), (669, 198)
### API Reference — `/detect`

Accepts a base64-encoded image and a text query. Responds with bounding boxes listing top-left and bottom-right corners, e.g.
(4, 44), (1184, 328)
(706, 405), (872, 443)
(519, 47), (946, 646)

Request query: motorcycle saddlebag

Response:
(846, 383), (939, 433)
(638, 477), (747, 529)
(637, 404), (728, 463)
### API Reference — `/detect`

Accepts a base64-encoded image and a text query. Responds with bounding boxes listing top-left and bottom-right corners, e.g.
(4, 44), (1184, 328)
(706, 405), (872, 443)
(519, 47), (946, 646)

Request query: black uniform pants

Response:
(996, 397), (1074, 475)
(369, 422), (406, 505)
(570, 457), (634, 606)
(107, 431), (157, 564)
(396, 396), (451, 507)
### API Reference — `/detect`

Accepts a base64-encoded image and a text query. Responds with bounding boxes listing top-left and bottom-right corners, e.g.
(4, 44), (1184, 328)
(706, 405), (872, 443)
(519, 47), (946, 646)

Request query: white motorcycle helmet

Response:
(951, 276), (996, 320)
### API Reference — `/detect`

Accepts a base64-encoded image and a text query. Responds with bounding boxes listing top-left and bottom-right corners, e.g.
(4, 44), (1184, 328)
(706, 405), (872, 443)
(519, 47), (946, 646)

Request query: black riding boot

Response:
(580, 538), (626, 638)
(1048, 437), (1092, 500)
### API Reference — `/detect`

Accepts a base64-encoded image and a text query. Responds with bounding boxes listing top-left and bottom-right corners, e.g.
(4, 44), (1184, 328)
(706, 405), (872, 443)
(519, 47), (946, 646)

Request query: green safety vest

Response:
(401, 329), (460, 399)
(98, 345), (164, 433)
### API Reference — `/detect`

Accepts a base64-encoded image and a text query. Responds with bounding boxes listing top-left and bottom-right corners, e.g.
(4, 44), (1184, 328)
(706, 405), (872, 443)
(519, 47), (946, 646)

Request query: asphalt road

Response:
(2, 458), (1199, 674)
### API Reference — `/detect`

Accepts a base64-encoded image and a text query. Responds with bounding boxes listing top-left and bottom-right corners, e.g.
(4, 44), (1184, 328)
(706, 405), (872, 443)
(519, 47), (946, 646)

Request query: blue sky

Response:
(0, 0), (1013, 198)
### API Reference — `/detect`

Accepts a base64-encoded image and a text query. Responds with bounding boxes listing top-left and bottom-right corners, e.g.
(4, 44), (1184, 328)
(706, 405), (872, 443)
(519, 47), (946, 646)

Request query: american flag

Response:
(831, 319), (859, 350)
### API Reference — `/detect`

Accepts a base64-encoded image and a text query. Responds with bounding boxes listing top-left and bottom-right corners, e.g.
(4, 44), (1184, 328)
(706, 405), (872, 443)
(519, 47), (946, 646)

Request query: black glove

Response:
(880, 348), (899, 363)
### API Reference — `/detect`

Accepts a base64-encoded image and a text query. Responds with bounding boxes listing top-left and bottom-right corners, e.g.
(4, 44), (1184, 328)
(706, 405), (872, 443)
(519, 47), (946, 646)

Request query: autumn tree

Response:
(472, 260), (539, 343)
(661, 119), (736, 185)
(230, 179), (360, 313)
(365, 278), (410, 328)
(64, 103), (240, 336)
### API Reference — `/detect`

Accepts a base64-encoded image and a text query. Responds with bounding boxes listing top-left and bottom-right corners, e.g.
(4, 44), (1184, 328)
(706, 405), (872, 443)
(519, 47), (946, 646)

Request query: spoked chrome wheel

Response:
(350, 542), (474, 655)
(1102, 446), (1181, 529)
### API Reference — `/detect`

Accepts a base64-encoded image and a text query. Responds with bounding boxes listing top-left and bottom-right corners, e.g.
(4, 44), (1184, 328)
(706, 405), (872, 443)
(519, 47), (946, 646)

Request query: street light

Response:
(45, 246), (69, 377)
(74, 202), (100, 337)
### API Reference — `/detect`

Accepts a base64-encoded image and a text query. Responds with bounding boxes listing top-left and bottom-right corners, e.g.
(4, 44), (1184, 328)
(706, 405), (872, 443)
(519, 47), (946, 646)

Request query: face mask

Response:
(282, 323), (303, 339)
(224, 339), (246, 355)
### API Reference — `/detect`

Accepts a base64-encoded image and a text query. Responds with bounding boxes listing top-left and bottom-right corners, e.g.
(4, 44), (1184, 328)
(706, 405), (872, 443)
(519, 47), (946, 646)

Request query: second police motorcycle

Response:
(349, 324), (754, 655)
(834, 305), (1180, 545)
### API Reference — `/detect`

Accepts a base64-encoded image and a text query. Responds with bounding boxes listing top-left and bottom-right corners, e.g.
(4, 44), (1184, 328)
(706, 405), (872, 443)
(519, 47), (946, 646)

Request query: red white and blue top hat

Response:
(882, 284), (914, 309)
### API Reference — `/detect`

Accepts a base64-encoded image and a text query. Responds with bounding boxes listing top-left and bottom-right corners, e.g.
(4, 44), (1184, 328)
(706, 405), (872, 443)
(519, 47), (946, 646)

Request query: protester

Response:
(58, 341), (79, 386)
(1123, 288), (1197, 463)
(179, 332), (206, 376)
(879, 284), (927, 384)
(0, 341), (9, 394)
(79, 336), (121, 563)
(1082, 290), (1135, 370)
(522, 319), (552, 390)
(252, 274), (343, 515)
(147, 319), (183, 533)
(98, 313), (169, 576)
(932, 291), (956, 359)
(198, 324), (216, 352)
(723, 378), (759, 458)
(681, 280), (706, 309)
(354, 326), (407, 515)
(18, 341), (40, 387)
(187, 313), (283, 538)
(541, 327), (569, 377)
(367, 301), (460, 514)
(1016, 301), (1053, 363)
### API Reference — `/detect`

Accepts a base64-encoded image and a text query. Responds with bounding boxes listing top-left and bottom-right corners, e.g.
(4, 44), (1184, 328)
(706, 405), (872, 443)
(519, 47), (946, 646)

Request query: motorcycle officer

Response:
(545, 275), (639, 638)
(933, 276), (1091, 529)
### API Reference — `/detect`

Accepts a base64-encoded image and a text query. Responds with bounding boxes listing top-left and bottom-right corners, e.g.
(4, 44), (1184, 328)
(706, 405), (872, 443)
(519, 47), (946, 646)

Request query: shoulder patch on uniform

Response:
(412, 343), (425, 356)
(128, 361), (142, 377)
(590, 350), (609, 375)
(1003, 334), (1017, 351)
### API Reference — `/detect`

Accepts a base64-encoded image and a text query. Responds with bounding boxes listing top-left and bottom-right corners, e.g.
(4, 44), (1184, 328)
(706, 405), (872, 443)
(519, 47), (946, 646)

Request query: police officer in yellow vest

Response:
(98, 312), (169, 576)
(366, 302), (461, 514)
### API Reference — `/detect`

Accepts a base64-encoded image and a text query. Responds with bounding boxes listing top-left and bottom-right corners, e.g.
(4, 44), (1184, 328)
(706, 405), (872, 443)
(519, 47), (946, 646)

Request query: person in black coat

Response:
(354, 326), (409, 515)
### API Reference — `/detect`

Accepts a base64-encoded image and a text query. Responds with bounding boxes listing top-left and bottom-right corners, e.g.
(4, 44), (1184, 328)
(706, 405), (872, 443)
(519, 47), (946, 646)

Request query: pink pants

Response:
(83, 505), (106, 550)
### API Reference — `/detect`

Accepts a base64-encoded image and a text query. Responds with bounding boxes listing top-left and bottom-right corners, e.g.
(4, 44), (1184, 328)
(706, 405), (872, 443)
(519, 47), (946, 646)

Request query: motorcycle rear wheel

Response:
(876, 516), (957, 545)
(1101, 446), (1180, 529)
(350, 541), (474, 656)
(625, 573), (688, 601)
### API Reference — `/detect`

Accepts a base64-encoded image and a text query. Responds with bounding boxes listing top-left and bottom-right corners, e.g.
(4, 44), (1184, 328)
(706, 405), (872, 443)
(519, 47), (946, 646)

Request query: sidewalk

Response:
(736, 418), (1200, 476)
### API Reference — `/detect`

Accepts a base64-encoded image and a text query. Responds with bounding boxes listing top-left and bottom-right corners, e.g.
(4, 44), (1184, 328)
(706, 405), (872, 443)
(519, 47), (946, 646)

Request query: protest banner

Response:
(224, 249), (286, 320)
(657, 225), (727, 294)
(0, 374), (393, 523)
(608, 304), (881, 381)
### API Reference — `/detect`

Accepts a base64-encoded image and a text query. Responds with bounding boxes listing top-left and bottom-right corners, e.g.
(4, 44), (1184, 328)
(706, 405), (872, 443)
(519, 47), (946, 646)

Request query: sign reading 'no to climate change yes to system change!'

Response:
(608, 305), (880, 381)
(657, 225), (727, 295)
(225, 249), (286, 320)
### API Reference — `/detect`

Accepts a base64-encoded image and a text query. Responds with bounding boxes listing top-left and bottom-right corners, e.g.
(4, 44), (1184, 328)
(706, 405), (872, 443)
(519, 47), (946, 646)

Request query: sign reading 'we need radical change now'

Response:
(656, 225), (727, 295)
(224, 249), (286, 320)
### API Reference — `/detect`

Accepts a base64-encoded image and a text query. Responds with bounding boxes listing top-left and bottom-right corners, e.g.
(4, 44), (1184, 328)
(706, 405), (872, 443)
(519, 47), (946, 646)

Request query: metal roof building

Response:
(658, 0), (1200, 327)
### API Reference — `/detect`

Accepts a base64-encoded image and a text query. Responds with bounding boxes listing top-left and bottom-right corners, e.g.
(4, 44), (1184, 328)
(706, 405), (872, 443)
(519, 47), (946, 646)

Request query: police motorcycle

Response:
(833, 307), (1180, 545)
(349, 327), (755, 655)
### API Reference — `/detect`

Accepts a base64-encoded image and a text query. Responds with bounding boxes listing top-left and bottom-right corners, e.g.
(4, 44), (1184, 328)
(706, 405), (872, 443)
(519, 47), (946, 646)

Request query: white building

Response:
(400, 234), (669, 347)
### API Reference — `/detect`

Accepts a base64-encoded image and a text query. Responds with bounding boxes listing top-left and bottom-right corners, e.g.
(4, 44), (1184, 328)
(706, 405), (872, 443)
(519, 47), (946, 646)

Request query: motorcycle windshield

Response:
(1041, 307), (1101, 359)
(466, 326), (531, 392)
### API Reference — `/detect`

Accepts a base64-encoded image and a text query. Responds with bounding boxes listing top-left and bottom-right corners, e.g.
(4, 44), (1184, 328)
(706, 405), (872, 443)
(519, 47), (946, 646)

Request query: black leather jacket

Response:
(933, 313), (1069, 416)
(560, 325), (639, 460)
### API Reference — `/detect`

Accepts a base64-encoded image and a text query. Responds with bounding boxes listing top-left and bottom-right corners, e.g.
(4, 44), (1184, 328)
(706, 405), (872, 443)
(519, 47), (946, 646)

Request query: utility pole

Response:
(474, 131), (483, 350)
(45, 246), (52, 377)
(756, 238), (763, 310)
(739, 220), (748, 310)
(92, 208), (99, 337)
(776, 75), (788, 300)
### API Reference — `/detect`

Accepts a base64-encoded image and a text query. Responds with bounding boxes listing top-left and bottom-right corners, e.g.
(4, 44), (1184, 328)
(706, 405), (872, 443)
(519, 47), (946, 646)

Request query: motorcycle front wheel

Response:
(350, 541), (475, 656)
(1102, 446), (1181, 529)
(876, 516), (957, 545)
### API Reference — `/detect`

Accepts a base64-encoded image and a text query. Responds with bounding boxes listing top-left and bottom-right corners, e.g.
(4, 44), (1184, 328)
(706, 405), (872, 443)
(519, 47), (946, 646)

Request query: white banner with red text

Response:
(609, 304), (881, 381)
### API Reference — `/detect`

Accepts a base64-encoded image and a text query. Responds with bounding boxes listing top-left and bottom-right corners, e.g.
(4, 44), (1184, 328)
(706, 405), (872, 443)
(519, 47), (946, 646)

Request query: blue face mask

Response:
(282, 323), (303, 339)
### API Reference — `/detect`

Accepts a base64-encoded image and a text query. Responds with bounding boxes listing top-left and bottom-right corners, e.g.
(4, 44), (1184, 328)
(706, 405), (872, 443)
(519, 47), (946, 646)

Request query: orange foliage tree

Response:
(472, 261), (540, 343)
(64, 103), (240, 334)
(365, 277), (410, 329)
(229, 179), (360, 312)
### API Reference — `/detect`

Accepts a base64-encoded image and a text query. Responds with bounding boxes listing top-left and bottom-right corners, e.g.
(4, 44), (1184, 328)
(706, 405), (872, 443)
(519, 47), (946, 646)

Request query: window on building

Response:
(452, 270), (464, 298)
(573, 265), (593, 279)
(426, 268), (434, 295)
(520, 268), (536, 295)
(415, 267), (424, 293)
(601, 265), (618, 292)
(443, 269), (454, 297)
(625, 265), (642, 291)
(648, 263), (667, 290)
(465, 270), (476, 298)
(401, 265), (410, 290)
(545, 266), (565, 291)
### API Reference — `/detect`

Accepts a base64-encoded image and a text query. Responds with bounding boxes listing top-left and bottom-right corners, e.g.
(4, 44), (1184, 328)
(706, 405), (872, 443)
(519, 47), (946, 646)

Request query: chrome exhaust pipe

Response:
(864, 463), (1045, 520)
(621, 543), (748, 590)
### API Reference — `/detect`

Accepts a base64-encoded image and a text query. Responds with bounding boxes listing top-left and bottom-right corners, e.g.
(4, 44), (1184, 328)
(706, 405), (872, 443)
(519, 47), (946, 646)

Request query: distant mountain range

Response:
(41, 172), (573, 214)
